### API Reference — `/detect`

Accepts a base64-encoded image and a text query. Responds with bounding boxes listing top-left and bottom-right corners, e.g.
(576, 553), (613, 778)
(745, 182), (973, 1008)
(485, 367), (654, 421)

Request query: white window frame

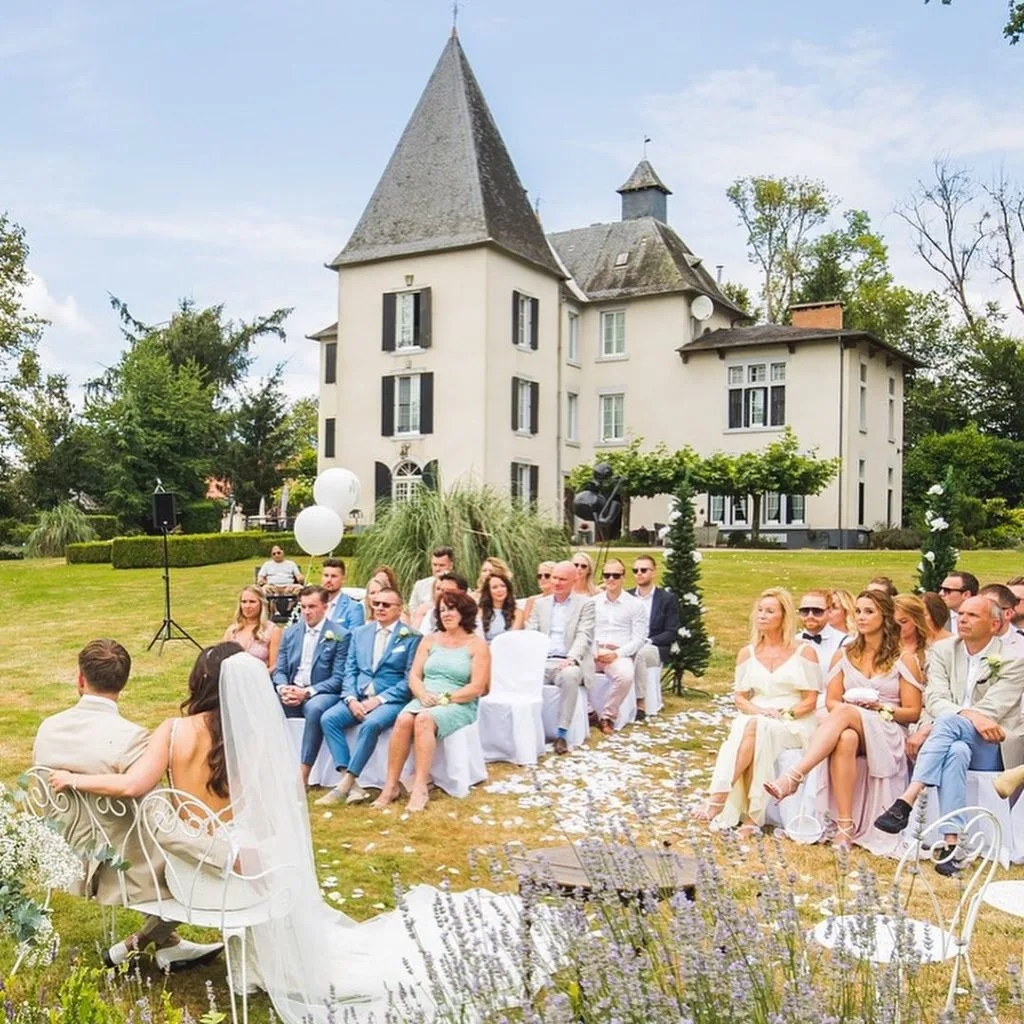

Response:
(394, 373), (422, 436)
(726, 359), (787, 431)
(566, 391), (579, 444)
(887, 376), (896, 441)
(392, 460), (422, 503)
(515, 378), (533, 434)
(567, 311), (580, 364)
(512, 461), (535, 503)
(859, 360), (869, 432)
(599, 392), (625, 443)
(396, 291), (418, 350)
(515, 292), (533, 350)
(706, 492), (805, 527)
(600, 310), (626, 359)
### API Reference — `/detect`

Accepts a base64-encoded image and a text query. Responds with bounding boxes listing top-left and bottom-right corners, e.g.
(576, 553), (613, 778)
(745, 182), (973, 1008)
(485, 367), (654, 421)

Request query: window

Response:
(392, 460), (422, 504)
(727, 361), (786, 430)
(600, 310), (626, 357)
(324, 342), (337, 384)
(510, 461), (539, 505)
(887, 467), (894, 527)
(786, 494), (805, 524)
(323, 417), (336, 459)
(599, 393), (625, 442)
(708, 495), (726, 524)
(858, 459), (866, 526)
(381, 372), (434, 437)
(888, 376), (896, 441)
(707, 493), (804, 527)
(859, 361), (868, 432)
(567, 312), (580, 364)
(566, 392), (579, 443)
(512, 291), (539, 350)
(396, 375), (420, 435)
(731, 496), (749, 523)
(764, 492), (782, 525)
(382, 289), (432, 351)
(511, 377), (539, 435)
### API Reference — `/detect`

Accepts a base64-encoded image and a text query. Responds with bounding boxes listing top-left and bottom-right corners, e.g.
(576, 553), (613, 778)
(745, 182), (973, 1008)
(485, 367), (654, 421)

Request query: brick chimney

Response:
(790, 301), (844, 330)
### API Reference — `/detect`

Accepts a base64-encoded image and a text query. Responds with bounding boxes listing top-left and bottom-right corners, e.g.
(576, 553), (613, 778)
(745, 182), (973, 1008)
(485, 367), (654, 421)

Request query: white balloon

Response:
(314, 468), (362, 519)
(293, 505), (344, 556)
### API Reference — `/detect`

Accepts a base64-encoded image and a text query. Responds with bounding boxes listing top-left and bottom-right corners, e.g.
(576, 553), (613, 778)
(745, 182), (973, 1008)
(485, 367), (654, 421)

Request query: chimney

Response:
(789, 300), (844, 330)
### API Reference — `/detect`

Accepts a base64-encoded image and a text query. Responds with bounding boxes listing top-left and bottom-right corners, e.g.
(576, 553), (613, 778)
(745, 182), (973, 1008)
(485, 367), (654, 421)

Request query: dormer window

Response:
(614, 251), (629, 267)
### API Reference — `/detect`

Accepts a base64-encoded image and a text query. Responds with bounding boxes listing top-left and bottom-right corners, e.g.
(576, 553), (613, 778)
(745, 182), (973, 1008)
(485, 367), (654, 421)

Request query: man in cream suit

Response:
(526, 560), (595, 755)
(33, 639), (222, 970)
(875, 595), (1024, 873)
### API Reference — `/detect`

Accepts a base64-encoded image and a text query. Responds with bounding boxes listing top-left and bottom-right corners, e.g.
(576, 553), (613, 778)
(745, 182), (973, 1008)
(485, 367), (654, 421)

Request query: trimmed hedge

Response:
(84, 515), (119, 540)
(180, 500), (222, 534)
(66, 541), (114, 564)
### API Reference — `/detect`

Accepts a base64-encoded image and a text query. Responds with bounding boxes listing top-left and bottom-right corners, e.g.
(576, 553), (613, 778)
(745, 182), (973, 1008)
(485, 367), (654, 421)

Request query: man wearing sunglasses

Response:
(796, 589), (848, 684)
(317, 588), (422, 805)
(627, 555), (680, 722)
(592, 558), (647, 735)
(939, 571), (978, 635)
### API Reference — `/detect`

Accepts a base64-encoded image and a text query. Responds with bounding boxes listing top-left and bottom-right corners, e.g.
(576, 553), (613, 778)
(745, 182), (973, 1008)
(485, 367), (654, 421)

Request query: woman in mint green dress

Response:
(373, 590), (490, 812)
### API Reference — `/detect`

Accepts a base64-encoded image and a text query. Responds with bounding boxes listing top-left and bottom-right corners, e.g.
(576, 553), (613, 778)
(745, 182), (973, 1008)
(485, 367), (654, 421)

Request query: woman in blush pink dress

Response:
(765, 590), (923, 853)
(223, 585), (280, 669)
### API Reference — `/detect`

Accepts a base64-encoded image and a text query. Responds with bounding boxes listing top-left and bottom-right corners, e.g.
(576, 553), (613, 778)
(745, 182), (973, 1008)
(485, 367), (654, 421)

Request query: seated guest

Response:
(521, 561), (555, 626)
(371, 564), (402, 592)
(867, 576), (898, 599)
(33, 639), (223, 972)
(894, 593), (929, 670)
(526, 561), (595, 755)
(571, 551), (599, 597)
(796, 589), (848, 678)
(1006, 576), (1024, 633)
(479, 571), (521, 640)
(828, 589), (857, 635)
(875, 595), (1024, 873)
(373, 592), (489, 812)
(223, 585), (281, 669)
(408, 546), (455, 618)
(939, 570), (979, 635)
(628, 554), (680, 722)
(317, 589), (422, 806)
(474, 556), (513, 600)
(412, 578), (443, 632)
(766, 591), (923, 852)
(418, 573), (473, 635)
(257, 545), (304, 595)
(923, 591), (954, 644)
(698, 590), (820, 831)
(591, 558), (647, 735)
(272, 586), (350, 786)
(363, 577), (384, 621)
(979, 583), (1024, 656)
(322, 558), (365, 631)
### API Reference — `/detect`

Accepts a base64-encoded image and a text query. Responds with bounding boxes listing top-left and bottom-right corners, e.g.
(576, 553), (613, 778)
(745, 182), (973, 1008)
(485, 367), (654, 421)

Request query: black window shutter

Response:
(423, 459), (439, 491)
(511, 376), (520, 431)
(529, 465), (539, 503)
(324, 342), (337, 384)
(381, 376), (395, 436)
(382, 293), (396, 352)
(530, 381), (539, 434)
(419, 373), (434, 434)
(374, 461), (392, 503)
(728, 388), (743, 429)
(770, 385), (786, 426)
(418, 288), (432, 349)
(529, 297), (539, 350)
(511, 291), (520, 346)
(510, 463), (519, 499)
(324, 417), (336, 458)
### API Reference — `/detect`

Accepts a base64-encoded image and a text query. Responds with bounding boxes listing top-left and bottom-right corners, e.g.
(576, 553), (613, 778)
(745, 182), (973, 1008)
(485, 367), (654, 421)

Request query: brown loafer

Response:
(554, 736), (568, 755)
(600, 718), (615, 736)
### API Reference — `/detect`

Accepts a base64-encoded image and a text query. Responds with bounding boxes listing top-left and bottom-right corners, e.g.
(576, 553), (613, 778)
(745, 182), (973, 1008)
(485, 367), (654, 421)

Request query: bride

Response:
(51, 643), (543, 1022)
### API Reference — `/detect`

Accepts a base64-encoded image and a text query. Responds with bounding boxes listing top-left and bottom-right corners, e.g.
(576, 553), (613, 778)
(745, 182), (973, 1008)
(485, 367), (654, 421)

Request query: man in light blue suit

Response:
(272, 585), (350, 786)
(322, 558), (365, 631)
(317, 587), (421, 805)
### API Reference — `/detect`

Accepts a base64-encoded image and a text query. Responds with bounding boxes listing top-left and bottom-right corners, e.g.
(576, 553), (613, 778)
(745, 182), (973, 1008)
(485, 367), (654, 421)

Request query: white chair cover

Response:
(478, 631), (549, 765)
(646, 667), (664, 716)
(588, 672), (637, 730)
(541, 686), (589, 747)
(341, 586), (367, 601)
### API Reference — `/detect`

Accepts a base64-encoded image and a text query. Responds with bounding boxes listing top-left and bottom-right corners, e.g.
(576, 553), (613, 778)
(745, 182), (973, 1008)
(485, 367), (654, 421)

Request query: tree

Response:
(925, 0), (1024, 44)
(983, 172), (1024, 318)
(720, 281), (759, 320)
(661, 479), (711, 695)
(915, 468), (959, 593)
(726, 176), (836, 323)
(276, 396), (318, 514)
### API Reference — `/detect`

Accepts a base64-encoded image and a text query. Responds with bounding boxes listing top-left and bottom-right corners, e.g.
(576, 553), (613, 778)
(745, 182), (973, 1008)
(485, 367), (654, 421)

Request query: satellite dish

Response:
(691, 294), (714, 321)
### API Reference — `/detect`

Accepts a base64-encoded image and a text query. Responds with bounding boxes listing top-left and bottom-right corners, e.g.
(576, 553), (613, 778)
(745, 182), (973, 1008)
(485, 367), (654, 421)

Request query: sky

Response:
(4, 0), (1023, 402)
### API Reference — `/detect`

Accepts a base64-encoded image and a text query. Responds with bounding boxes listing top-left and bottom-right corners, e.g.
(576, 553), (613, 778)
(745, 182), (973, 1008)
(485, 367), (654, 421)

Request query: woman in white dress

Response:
(697, 588), (822, 833)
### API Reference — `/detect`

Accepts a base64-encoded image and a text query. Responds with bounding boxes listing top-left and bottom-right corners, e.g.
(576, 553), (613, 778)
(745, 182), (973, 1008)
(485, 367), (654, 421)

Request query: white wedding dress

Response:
(217, 654), (550, 1023)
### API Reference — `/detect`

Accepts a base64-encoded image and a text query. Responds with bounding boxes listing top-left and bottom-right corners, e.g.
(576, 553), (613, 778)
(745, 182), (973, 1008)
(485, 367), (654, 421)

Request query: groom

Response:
(33, 639), (223, 970)
(273, 585), (350, 785)
(317, 588), (421, 805)
(874, 595), (1024, 873)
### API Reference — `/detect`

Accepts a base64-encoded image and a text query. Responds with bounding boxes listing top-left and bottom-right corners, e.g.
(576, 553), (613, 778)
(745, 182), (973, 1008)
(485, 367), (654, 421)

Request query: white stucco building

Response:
(314, 32), (916, 548)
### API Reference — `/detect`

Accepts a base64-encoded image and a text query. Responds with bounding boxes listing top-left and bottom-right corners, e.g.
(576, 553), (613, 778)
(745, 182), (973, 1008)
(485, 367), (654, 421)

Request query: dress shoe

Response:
(994, 763), (1024, 799)
(554, 737), (568, 755)
(600, 718), (615, 736)
(635, 708), (647, 723)
(873, 799), (912, 835)
(934, 844), (963, 877)
(588, 710), (600, 728)
(154, 939), (224, 973)
(345, 783), (370, 804)
(315, 787), (347, 807)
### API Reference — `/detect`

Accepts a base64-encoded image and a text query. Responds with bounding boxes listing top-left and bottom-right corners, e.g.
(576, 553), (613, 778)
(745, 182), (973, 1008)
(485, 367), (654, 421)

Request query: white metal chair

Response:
(588, 672), (637, 730)
(810, 805), (1002, 1019)
(478, 631), (548, 765)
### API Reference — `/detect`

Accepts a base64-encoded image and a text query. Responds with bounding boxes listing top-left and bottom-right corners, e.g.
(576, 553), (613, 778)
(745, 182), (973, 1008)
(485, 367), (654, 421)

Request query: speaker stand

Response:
(147, 527), (201, 654)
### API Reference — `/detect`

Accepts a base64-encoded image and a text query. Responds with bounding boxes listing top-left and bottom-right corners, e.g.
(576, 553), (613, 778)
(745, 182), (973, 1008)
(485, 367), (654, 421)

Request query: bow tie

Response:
(801, 632), (823, 645)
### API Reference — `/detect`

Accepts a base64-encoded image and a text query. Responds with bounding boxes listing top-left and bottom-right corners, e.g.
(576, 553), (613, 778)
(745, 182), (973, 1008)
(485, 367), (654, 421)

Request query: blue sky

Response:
(5, 0), (1022, 400)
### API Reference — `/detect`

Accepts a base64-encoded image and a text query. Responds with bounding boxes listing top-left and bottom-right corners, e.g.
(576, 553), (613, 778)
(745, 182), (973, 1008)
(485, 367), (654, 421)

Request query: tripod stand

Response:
(147, 526), (200, 654)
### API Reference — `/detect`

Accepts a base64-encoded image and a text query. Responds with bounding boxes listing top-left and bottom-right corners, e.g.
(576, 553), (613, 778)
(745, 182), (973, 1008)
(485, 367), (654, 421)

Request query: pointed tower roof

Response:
(331, 33), (562, 277)
(617, 160), (672, 196)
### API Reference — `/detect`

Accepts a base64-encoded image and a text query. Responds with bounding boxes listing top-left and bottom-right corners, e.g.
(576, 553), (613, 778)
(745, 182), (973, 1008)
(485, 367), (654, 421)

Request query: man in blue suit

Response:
(272, 585), (350, 786)
(322, 558), (365, 631)
(316, 587), (421, 805)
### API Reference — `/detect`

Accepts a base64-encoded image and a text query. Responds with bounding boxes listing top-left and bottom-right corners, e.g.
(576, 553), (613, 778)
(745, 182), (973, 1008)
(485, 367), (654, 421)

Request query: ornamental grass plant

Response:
(24, 503), (96, 558)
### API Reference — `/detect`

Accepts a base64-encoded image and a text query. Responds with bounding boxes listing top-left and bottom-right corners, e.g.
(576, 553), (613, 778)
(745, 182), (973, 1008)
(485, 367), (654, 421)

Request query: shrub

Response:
(725, 530), (782, 549)
(109, 530), (357, 568)
(65, 541), (113, 564)
(179, 499), (222, 534)
(10, 523), (34, 545)
(83, 515), (119, 540)
(25, 504), (96, 558)
(0, 545), (25, 560)
(869, 524), (923, 550)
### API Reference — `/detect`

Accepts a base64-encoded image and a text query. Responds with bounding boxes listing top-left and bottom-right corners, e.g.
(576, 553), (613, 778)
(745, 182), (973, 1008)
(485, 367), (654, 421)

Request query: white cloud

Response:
(21, 271), (97, 336)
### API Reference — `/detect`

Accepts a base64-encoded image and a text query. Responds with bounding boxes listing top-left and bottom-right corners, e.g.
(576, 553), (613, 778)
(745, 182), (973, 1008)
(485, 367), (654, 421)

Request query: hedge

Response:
(84, 515), (119, 540)
(180, 500), (222, 534)
(66, 541), (114, 564)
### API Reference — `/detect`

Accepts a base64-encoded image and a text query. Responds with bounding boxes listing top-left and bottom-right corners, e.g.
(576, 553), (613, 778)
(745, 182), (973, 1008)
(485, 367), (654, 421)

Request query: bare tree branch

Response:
(983, 172), (1024, 319)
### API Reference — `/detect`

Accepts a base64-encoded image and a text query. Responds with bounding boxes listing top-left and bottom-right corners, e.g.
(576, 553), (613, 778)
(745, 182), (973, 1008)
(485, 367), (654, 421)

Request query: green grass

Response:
(3, 549), (1024, 1016)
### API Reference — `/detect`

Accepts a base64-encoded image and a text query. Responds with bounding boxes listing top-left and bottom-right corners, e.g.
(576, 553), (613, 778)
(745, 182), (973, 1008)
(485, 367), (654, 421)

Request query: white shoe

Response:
(103, 940), (134, 967)
(315, 787), (347, 806)
(154, 938), (224, 973)
(345, 784), (370, 804)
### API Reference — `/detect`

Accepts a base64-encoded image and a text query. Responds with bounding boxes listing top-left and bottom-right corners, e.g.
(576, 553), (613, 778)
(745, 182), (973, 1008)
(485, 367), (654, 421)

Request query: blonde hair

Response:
(749, 588), (796, 647)
(571, 550), (599, 596)
(230, 585), (270, 642)
(364, 577), (384, 617)
(477, 556), (513, 591)
(894, 593), (929, 672)
(830, 588), (857, 633)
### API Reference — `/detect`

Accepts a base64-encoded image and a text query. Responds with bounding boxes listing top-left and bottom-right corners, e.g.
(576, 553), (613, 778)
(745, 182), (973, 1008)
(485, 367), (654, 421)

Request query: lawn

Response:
(3, 547), (1023, 1018)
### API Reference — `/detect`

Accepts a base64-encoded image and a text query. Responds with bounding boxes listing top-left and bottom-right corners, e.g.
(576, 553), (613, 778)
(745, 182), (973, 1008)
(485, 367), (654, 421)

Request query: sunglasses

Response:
(573, 563), (589, 569)
(602, 571), (624, 580)
(939, 586), (965, 595)
(798, 606), (827, 615)
(371, 600), (399, 609)
(632, 566), (653, 573)
(537, 572), (551, 580)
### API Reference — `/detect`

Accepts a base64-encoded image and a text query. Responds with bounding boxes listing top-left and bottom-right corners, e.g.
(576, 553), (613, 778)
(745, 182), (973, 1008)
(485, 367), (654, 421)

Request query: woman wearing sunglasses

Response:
(571, 551), (599, 597)
(520, 561), (555, 627)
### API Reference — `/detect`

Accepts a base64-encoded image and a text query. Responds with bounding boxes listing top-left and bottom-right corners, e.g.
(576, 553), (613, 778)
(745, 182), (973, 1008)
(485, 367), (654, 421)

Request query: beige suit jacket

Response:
(32, 697), (168, 905)
(924, 635), (1024, 769)
(526, 593), (596, 684)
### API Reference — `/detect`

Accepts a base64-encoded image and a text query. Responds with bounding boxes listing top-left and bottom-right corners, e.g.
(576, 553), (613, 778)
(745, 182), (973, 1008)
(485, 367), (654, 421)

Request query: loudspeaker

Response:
(152, 492), (178, 530)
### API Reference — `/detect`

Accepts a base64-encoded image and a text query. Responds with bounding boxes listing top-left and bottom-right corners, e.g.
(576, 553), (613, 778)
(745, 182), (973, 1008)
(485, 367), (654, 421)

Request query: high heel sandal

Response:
(763, 769), (805, 801)
(693, 794), (728, 824)
(832, 817), (856, 850)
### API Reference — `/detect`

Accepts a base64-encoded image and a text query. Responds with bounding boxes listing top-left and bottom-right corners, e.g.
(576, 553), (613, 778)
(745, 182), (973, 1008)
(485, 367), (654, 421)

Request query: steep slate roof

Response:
(617, 159), (672, 195)
(547, 217), (748, 315)
(678, 324), (923, 367)
(330, 32), (562, 277)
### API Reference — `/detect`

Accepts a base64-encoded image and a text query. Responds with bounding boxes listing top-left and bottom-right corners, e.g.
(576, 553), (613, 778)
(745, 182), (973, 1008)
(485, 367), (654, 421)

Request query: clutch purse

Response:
(843, 686), (880, 705)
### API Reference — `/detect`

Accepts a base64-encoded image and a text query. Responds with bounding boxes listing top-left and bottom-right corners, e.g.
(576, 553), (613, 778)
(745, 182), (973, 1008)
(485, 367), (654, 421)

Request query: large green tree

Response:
(925, 0), (1024, 44)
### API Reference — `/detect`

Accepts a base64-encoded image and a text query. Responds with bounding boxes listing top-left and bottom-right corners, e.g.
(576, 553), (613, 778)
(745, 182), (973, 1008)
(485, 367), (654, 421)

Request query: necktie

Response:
(801, 632), (823, 645)
(372, 627), (390, 670)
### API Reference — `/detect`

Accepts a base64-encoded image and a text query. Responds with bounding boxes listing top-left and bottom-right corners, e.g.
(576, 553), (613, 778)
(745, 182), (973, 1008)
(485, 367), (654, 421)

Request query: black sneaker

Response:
(635, 708), (647, 723)
(874, 799), (912, 835)
(934, 845), (963, 877)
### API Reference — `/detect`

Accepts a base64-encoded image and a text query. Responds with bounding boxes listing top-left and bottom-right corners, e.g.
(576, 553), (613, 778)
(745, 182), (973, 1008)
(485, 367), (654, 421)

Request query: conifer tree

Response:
(916, 466), (959, 593)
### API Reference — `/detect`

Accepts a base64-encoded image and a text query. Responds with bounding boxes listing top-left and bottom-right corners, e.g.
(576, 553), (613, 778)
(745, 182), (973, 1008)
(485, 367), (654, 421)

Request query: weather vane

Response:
(452, 0), (464, 29)
(643, 135), (652, 158)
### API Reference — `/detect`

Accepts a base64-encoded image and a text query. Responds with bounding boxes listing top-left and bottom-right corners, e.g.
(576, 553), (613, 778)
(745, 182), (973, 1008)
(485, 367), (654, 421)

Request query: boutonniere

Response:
(985, 654), (1003, 681)
(398, 626), (411, 638)
(323, 630), (338, 642)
